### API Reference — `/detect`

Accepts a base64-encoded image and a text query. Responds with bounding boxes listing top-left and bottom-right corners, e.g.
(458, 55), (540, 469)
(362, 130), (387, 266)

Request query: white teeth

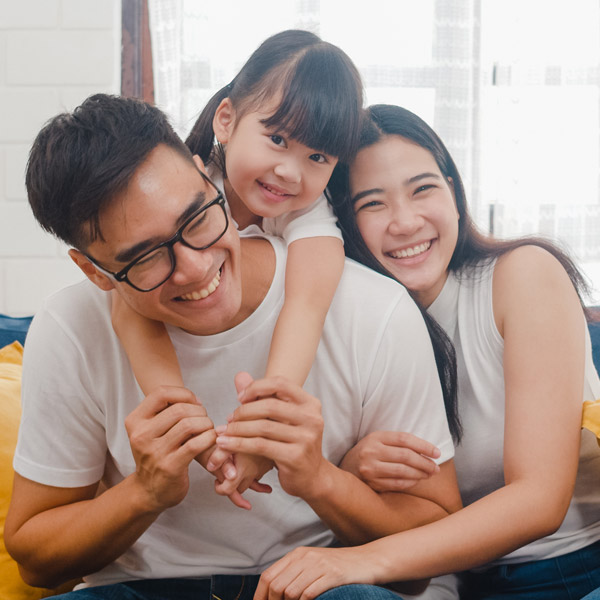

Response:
(389, 241), (431, 259)
(180, 270), (221, 301)
(262, 182), (286, 196)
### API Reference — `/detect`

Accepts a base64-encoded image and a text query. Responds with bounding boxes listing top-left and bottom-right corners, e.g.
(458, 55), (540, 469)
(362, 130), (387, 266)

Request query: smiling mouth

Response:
(258, 181), (290, 197)
(387, 241), (432, 259)
(177, 269), (221, 301)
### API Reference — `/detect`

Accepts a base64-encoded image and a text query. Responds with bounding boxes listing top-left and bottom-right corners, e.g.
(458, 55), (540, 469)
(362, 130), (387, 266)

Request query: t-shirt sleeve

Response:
(13, 308), (109, 487)
(358, 292), (455, 464)
(261, 193), (343, 245)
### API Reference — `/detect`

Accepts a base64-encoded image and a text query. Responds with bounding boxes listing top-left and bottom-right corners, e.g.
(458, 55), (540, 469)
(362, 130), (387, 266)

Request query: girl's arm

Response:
(265, 236), (344, 384)
(111, 293), (260, 508)
(111, 291), (183, 393)
(254, 245), (587, 599)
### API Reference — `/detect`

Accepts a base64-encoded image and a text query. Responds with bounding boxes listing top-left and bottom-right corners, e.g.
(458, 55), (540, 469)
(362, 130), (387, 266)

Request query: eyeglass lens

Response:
(126, 200), (227, 290)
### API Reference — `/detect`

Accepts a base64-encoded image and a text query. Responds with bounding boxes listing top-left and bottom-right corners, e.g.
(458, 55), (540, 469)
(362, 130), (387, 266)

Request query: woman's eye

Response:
(415, 184), (435, 194)
(355, 200), (382, 212)
(309, 153), (327, 164)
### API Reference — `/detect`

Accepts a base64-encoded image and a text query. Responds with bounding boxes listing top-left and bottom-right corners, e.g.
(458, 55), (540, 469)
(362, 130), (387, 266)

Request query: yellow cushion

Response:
(582, 399), (600, 446)
(0, 342), (45, 599)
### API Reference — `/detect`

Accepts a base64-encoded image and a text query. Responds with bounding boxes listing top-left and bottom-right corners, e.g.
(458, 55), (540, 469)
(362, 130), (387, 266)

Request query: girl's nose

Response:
(273, 159), (301, 184)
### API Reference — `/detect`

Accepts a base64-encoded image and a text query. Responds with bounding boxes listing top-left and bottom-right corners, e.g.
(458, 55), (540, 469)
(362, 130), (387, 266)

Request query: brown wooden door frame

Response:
(121, 0), (154, 102)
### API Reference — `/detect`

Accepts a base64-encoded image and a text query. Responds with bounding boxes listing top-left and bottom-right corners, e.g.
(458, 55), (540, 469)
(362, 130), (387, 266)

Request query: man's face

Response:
(81, 144), (244, 336)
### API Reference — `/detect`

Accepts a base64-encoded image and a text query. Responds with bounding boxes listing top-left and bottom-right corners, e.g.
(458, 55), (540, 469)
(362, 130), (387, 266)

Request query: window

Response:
(148, 0), (600, 300)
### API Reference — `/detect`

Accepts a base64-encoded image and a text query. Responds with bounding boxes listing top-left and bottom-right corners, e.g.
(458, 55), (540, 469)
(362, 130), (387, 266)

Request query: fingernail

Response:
(216, 436), (231, 446)
(226, 413), (233, 423)
(237, 390), (245, 401)
(215, 425), (226, 434)
(206, 461), (216, 471)
(224, 463), (237, 479)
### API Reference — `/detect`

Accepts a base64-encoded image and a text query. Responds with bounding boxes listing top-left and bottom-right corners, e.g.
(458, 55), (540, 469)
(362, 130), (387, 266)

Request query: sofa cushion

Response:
(0, 341), (48, 599)
(0, 315), (33, 349)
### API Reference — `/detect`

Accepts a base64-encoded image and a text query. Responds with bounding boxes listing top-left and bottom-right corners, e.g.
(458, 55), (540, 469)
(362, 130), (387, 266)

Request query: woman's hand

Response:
(340, 431), (441, 492)
(255, 546), (378, 600)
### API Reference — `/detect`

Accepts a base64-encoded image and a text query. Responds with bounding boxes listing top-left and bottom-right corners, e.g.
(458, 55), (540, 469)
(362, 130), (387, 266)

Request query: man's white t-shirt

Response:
(14, 236), (454, 588)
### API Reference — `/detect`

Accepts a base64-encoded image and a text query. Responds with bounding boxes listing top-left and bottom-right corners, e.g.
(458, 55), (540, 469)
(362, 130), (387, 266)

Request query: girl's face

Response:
(214, 98), (337, 228)
(350, 135), (459, 307)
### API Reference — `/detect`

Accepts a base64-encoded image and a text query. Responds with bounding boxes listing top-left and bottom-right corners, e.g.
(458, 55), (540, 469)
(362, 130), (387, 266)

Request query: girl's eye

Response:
(309, 153), (327, 164)
(270, 134), (285, 147)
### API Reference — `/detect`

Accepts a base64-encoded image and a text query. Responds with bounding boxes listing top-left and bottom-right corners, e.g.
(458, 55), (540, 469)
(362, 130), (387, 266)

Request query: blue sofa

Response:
(0, 315), (33, 349)
(3, 313), (600, 373)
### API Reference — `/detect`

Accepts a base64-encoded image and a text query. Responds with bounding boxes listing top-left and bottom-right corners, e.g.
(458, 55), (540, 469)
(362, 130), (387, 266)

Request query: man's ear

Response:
(213, 98), (236, 144)
(68, 249), (115, 291)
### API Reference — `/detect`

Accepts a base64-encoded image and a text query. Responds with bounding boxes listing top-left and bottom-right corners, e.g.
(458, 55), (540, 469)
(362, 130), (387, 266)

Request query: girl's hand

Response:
(340, 431), (441, 492)
(255, 546), (377, 600)
(213, 452), (274, 509)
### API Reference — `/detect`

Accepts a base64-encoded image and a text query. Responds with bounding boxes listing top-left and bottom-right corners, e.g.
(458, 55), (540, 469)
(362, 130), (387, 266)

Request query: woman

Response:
(253, 105), (600, 600)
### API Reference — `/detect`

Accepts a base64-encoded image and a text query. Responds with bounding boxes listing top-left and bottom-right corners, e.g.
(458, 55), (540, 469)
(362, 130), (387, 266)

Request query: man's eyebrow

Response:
(351, 173), (442, 204)
(113, 191), (207, 264)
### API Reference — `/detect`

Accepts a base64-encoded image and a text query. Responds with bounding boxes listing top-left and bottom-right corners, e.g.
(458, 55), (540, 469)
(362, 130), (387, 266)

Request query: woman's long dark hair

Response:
(185, 29), (364, 171)
(330, 104), (594, 443)
(328, 164), (462, 443)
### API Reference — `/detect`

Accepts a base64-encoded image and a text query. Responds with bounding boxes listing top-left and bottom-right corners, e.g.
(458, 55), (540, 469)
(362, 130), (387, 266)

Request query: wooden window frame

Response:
(121, 0), (154, 102)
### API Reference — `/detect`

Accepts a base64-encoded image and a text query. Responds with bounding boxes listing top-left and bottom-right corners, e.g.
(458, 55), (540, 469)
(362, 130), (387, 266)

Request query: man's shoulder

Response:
(27, 279), (111, 351)
(325, 257), (420, 336)
(338, 257), (409, 303)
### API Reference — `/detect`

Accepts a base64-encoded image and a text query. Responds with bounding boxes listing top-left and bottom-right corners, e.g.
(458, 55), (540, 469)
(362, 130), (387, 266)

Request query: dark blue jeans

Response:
(461, 540), (600, 600)
(51, 576), (401, 600)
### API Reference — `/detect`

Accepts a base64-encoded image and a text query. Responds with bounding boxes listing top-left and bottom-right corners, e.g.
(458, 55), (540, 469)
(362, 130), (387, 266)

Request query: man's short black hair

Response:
(26, 94), (194, 249)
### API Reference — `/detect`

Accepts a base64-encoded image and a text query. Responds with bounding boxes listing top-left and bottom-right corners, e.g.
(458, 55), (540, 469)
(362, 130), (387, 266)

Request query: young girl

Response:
(251, 104), (600, 599)
(111, 30), (366, 506)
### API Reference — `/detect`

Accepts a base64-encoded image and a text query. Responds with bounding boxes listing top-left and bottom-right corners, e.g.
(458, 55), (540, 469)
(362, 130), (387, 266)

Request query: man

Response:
(5, 94), (459, 599)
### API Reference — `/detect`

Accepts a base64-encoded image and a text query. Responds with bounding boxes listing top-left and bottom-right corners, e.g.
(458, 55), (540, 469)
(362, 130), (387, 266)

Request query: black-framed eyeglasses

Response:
(86, 172), (229, 292)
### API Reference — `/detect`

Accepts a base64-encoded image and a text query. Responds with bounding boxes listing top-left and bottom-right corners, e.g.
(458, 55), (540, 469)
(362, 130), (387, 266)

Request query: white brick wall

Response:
(0, 0), (121, 316)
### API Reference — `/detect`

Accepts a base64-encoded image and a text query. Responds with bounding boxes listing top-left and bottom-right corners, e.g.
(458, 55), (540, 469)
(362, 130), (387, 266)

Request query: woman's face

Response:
(350, 135), (459, 307)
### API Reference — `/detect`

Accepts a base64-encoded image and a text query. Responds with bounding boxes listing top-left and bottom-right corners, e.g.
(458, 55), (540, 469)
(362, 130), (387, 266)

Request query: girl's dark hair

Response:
(186, 29), (363, 170)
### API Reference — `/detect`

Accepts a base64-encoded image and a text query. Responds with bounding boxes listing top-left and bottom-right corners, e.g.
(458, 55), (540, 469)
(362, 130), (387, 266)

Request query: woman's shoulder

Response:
(494, 244), (570, 286)
(492, 244), (580, 332)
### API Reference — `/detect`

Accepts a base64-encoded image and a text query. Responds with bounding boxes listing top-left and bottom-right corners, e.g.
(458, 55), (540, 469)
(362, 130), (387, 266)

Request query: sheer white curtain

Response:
(148, 0), (600, 300)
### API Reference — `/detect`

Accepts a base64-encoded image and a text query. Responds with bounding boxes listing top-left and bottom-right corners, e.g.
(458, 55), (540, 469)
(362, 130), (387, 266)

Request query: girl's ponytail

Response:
(185, 84), (231, 168)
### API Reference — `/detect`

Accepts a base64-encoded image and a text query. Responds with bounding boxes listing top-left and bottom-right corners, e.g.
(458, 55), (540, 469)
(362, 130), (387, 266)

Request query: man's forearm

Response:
(6, 474), (160, 589)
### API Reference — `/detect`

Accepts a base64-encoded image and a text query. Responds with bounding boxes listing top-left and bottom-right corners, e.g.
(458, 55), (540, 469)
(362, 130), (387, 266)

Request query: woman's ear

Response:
(68, 249), (115, 291)
(193, 154), (207, 174)
(213, 98), (236, 144)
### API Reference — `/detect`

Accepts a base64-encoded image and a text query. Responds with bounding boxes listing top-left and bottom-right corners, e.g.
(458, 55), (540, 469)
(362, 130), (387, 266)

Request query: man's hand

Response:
(215, 374), (326, 499)
(125, 385), (217, 512)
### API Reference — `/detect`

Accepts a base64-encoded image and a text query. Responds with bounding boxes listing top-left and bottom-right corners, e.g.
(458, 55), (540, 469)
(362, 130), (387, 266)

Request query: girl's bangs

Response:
(260, 50), (362, 161)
